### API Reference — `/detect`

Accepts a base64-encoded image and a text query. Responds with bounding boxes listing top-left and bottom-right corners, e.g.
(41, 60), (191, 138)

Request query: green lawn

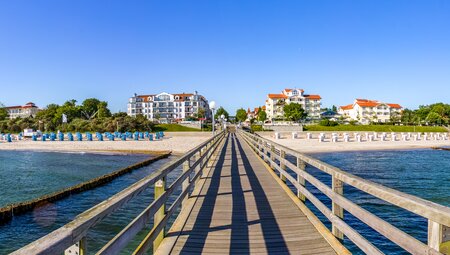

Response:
(153, 124), (202, 132)
(304, 125), (448, 132)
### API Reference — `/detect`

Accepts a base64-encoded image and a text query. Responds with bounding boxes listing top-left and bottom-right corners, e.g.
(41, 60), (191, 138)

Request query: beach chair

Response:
(344, 134), (350, 142)
(58, 133), (64, 141)
(274, 132), (280, 139)
(149, 134), (154, 141)
(332, 133), (338, 143)
(318, 133), (325, 142)
(292, 132), (297, 139)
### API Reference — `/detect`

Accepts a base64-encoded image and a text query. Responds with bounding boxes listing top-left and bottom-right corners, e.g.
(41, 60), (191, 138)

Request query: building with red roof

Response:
(338, 99), (403, 124)
(128, 91), (210, 122)
(265, 88), (322, 120)
(5, 102), (40, 119)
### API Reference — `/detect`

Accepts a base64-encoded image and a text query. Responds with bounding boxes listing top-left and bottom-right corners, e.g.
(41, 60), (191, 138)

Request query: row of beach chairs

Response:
(0, 131), (165, 143)
(275, 132), (449, 142)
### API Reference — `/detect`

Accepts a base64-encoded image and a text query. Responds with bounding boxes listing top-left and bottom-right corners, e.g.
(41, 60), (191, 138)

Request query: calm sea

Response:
(288, 149), (450, 255)
(0, 150), (176, 254)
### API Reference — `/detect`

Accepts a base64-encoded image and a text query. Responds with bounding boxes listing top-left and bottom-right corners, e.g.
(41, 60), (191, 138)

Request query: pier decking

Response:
(156, 133), (336, 254)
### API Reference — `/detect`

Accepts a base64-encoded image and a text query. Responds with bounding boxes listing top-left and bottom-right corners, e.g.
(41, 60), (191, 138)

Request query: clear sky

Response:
(0, 0), (449, 113)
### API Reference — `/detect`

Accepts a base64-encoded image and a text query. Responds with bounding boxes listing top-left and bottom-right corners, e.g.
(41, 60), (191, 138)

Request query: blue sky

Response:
(0, 0), (449, 113)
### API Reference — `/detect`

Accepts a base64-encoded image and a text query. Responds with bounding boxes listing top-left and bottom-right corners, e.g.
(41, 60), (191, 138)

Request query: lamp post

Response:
(209, 101), (216, 135)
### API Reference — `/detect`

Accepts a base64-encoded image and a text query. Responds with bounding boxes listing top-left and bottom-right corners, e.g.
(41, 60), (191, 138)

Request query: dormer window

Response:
(292, 90), (298, 96)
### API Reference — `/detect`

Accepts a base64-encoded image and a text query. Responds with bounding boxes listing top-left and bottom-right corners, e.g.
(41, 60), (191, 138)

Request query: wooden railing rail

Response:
(12, 130), (226, 255)
(239, 130), (450, 255)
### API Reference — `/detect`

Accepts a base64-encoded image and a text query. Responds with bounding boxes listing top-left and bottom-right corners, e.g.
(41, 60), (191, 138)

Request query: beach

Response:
(258, 131), (450, 153)
(0, 132), (212, 155)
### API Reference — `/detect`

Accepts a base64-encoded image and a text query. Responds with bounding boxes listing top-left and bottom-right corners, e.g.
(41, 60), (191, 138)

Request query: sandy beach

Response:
(258, 131), (450, 154)
(0, 132), (212, 155)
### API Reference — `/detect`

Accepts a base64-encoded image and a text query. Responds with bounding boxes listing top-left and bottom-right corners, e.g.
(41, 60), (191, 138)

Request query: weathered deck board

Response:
(156, 133), (337, 255)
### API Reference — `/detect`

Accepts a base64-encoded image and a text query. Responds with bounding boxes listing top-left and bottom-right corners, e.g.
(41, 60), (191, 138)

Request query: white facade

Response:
(6, 102), (40, 118)
(265, 88), (322, 120)
(338, 99), (403, 124)
(127, 92), (210, 122)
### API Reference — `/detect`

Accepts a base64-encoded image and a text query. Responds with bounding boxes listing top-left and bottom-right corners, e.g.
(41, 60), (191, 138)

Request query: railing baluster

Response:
(296, 157), (306, 202)
(64, 237), (87, 255)
(153, 177), (166, 252)
(280, 149), (287, 183)
(332, 175), (345, 240)
(182, 158), (191, 208)
(270, 144), (276, 169)
(428, 220), (450, 253)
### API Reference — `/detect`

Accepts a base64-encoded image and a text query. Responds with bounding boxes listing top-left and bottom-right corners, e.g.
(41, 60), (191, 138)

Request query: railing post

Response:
(64, 237), (87, 255)
(182, 159), (191, 208)
(332, 175), (344, 240)
(280, 150), (287, 183)
(153, 177), (166, 253)
(428, 220), (450, 253)
(270, 144), (276, 169)
(296, 157), (306, 202)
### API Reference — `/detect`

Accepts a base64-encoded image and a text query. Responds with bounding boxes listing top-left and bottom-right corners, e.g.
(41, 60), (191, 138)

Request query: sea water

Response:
(0, 150), (175, 254)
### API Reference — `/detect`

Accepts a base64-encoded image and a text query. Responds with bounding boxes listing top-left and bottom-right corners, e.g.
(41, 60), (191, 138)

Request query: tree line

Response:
(0, 99), (154, 133)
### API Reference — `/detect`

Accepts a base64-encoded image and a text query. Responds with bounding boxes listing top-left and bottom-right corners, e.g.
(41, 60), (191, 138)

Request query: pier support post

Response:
(296, 157), (306, 202)
(153, 177), (166, 253)
(280, 150), (287, 183)
(428, 220), (450, 253)
(332, 175), (344, 240)
(182, 159), (191, 208)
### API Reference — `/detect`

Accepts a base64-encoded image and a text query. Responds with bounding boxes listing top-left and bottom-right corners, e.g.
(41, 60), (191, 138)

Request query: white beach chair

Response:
(356, 134), (362, 142)
(292, 132), (297, 139)
(274, 132), (280, 139)
(319, 133), (325, 142)
(344, 133), (350, 142)
(332, 133), (338, 143)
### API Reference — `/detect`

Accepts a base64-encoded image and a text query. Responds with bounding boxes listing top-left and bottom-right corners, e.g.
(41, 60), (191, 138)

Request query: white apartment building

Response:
(338, 99), (403, 124)
(265, 88), (322, 121)
(127, 91), (210, 122)
(5, 102), (40, 118)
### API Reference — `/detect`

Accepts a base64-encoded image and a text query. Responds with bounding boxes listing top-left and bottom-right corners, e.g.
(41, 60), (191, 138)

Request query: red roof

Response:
(304, 94), (322, 100)
(387, 103), (402, 109)
(268, 93), (288, 99)
(340, 104), (353, 110)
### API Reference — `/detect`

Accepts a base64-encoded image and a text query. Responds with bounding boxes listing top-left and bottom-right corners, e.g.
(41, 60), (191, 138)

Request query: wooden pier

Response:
(12, 129), (450, 255)
(155, 133), (341, 254)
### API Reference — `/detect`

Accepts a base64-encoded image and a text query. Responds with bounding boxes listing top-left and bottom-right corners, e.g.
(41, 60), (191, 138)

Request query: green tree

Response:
(197, 108), (206, 119)
(0, 102), (8, 120)
(283, 103), (306, 122)
(257, 109), (267, 122)
(97, 101), (112, 118)
(81, 98), (101, 119)
(214, 107), (229, 120)
(426, 112), (442, 124)
(235, 108), (248, 122)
